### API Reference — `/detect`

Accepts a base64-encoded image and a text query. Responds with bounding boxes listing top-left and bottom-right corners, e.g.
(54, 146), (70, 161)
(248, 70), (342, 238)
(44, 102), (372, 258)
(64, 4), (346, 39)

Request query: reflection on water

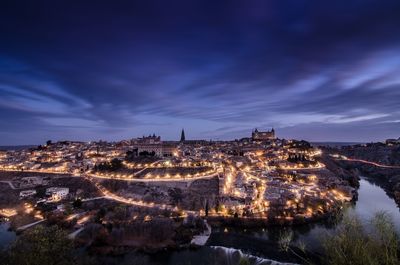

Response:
(351, 178), (400, 232)
(209, 246), (297, 265)
(0, 221), (16, 249)
(141, 246), (297, 265)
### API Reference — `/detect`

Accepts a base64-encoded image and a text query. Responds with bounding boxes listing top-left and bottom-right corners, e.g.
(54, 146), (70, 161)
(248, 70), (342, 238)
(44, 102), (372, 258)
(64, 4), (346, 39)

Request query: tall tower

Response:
(180, 128), (186, 142)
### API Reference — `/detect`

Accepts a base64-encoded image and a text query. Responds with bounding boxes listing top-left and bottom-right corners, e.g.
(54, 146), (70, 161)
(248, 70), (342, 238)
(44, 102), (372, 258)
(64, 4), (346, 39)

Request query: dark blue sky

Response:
(1, 0), (400, 145)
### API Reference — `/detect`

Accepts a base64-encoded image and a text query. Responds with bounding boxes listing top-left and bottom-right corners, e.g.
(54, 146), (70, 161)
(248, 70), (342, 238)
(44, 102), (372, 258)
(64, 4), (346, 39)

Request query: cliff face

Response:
(340, 144), (400, 166)
(328, 143), (400, 207)
(318, 153), (359, 188)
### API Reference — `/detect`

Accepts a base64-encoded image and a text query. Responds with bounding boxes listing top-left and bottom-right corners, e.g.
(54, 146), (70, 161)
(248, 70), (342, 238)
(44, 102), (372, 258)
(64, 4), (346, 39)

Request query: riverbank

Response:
(330, 156), (400, 208)
(324, 143), (400, 207)
(206, 208), (342, 228)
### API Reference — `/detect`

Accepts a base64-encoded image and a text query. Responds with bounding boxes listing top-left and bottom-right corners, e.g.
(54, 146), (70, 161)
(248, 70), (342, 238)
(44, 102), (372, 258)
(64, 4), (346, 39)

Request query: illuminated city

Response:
(1, 1), (400, 265)
(0, 129), (355, 223)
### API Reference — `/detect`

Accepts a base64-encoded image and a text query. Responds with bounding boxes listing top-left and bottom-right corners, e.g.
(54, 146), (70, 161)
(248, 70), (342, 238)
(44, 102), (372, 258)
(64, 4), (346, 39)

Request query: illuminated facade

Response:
(133, 134), (177, 157)
(252, 128), (275, 141)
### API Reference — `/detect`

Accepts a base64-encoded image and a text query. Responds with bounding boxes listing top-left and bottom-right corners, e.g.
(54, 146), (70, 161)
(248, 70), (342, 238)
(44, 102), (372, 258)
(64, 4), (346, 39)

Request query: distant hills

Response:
(311, 142), (364, 147)
(1, 142), (365, 150)
(0, 145), (36, 151)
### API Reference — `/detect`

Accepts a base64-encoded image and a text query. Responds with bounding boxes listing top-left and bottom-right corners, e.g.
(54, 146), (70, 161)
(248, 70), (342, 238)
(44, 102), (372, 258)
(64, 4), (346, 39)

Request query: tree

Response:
(238, 257), (250, 265)
(278, 211), (400, 265)
(110, 158), (122, 170)
(72, 198), (82, 208)
(35, 186), (47, 198)
(125, 150), (134, 160)
(4, 225), (74, 265)
(96, 158), (123, 172)
(94, 208), (106, 223)
(168, 188), (183, 205)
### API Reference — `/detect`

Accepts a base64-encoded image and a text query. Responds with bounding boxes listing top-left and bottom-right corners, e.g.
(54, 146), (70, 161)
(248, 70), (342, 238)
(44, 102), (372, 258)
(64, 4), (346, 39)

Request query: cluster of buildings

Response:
(0, 128), (355, 222)
(0, 134), (179, 174)
(156, 128), (354, 219)
(385, 137), (400, 145)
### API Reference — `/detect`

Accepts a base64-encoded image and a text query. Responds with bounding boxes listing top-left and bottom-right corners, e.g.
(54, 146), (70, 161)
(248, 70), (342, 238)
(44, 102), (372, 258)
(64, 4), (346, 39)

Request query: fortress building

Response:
(132, 134), (177, 157)
(252, 128), (275, 141)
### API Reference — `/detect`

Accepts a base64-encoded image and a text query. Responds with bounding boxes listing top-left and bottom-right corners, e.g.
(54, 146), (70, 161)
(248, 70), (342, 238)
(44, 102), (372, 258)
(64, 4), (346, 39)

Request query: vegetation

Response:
(287, 140), (312, 150)
(323, 212), (399, 265)
(168, 187), (184, 205)
(72, 198), (83, 208)
(287, 153), (317, 165)
(94, 158), (123, 172)
(278, 211), (400, 265)
(139, 150), (156, 157)
(2, 225), (74, 265)
(125, 149), (136, 160)
(238, 257), (251, 265)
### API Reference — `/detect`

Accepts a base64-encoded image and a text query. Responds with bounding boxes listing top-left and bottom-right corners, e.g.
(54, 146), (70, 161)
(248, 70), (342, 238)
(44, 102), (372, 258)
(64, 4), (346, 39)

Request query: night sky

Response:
(1, 1), (400, 145)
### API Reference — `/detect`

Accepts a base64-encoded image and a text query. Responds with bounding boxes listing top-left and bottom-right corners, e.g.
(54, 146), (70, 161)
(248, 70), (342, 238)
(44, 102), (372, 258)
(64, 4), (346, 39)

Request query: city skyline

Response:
(1, 1), (400, 145)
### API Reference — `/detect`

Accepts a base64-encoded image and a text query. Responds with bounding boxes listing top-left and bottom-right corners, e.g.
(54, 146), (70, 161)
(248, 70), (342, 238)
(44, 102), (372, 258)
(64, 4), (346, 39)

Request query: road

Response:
(67, 227), (85, 239)
(87, 172), (219, 182)
(280, 163), (325, 171)
(0, 180), (17, 189)
(338, 158), (400, 169)
(0, 168), (72, 174)
(16, 219), (46, 231)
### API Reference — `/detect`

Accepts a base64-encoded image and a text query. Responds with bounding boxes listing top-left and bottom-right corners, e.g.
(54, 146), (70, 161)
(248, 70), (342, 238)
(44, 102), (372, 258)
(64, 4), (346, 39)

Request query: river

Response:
(1, 177), (399, 264)
(0, 221), (16, 250)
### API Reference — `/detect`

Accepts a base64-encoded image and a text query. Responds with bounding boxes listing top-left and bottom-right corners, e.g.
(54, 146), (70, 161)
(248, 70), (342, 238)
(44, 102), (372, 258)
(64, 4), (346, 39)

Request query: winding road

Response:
(338, 158), (400, 169)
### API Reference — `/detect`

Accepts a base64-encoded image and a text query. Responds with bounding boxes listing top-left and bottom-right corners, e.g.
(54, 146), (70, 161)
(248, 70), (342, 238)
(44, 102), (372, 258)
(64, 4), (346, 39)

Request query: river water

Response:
(1, 177), (399, 264)
(0, 221), (16, 249)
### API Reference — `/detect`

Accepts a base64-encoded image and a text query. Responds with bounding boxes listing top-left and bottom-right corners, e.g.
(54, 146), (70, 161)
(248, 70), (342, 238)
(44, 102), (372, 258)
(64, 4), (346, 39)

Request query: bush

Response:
(73, 198), (82, 208)
(323, 211), (399, 265)
(4, 225), (74, 265)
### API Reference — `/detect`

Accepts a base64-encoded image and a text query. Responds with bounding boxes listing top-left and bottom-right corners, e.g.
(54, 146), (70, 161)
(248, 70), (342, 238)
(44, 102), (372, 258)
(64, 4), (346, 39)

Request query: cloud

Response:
(0, 0), (400, 144)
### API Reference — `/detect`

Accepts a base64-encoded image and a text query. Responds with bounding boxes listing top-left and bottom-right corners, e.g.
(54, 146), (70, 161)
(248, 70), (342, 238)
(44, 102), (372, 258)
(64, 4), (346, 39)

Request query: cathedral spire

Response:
(180, 128), (185, 142)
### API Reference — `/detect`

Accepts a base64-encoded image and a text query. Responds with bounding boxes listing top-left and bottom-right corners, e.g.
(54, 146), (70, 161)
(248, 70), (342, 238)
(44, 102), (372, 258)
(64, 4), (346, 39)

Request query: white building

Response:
(46, 187), (69, 201)
(20, 176), (43, 187)
(19, 189), (37, 198)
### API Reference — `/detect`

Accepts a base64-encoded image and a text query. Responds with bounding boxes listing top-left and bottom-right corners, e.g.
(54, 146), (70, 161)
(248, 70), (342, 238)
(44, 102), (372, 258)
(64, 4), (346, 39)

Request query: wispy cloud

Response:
(0, 0), (399, 144)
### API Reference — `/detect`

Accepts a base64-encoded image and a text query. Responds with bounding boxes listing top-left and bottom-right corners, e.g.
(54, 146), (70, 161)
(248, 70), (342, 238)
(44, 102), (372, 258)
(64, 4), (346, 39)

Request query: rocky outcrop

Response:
(318, 153), (359, 188)
(327, 143), (400, 207)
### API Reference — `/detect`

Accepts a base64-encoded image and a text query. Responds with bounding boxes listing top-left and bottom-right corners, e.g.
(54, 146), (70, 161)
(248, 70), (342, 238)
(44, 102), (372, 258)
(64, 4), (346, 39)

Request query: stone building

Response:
(133, 134), (177, 157)
(252, 128), (275, 141)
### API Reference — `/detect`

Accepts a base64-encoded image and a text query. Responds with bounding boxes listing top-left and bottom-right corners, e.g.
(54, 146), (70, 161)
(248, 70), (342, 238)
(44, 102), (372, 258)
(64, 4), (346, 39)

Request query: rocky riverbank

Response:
(323, 143), (400, 208)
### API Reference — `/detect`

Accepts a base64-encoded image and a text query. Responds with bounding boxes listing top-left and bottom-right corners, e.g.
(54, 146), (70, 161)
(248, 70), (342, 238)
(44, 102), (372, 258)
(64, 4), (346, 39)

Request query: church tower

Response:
(180, 128), (185, 142)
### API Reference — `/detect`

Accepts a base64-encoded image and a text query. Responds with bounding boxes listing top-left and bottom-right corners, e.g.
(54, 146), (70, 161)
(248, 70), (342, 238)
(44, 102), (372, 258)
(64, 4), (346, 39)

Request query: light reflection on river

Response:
(0, 221), (16, 249)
